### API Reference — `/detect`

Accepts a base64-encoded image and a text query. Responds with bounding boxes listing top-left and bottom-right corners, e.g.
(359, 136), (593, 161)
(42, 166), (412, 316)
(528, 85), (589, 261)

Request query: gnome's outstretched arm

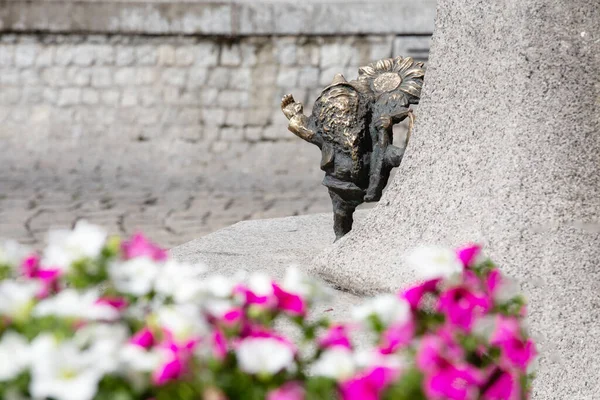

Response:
(281, 94), (322, 148)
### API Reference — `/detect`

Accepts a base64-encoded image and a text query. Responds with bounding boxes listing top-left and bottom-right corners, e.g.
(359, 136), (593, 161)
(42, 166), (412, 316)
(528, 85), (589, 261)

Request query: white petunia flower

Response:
(247, 272), (274, 297)
(33, 289), (120, 321)
(405, 246), (463, 281)
(109, 257), (160, 296)
(200, 275), (237, 298)
(42, 221), (107, 272)
(73, 324), (129, 375)
(154, 260), (206, 303)
(0, 331), (30, 381)
(310, 347), (355, 381)
(120, 344), (164, 373)
(0, 240), (31, 270)
(29, 334), (105, 400)
(236, 337), (295, 375)
(281, 266), (332, 302)
(352, 294), (411, 327)
(155, 304), (207, 341)
(0, 280), (41, 320)
(354, 348), (406, 370)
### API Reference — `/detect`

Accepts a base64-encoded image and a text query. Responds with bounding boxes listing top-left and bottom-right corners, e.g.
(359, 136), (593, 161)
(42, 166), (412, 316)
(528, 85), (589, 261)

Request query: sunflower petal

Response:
(358, 65), (376, 78)
(400, 80), (423, 97)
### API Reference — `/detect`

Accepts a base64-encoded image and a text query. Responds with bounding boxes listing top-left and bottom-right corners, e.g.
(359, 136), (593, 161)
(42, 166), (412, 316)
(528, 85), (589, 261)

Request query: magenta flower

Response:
(96, 296), (128, 311)
(340, 367), (397, 400)
(379, 319), (415, 354)
(401, 279), (439, 309)
(481, 368), (522, 400)
(212, 329), (228, 360)
(121, 233), (167, 261)
(456, 244), (482, 268)
(152, 357), (184, 385)
(222, 307), (244, 326)
(267, 382), (305, 400)
(130, 327), (155, 348)
(318, 325), (352, 350)
(21, 255), (40, 278)
(437, 287), (491, 331)
(423, 363), (483, 400)
(272, 283), (306, 316)
(416, 334), (464, 372)
(490, 317), (536, 371)
(235, 284), (275, 308)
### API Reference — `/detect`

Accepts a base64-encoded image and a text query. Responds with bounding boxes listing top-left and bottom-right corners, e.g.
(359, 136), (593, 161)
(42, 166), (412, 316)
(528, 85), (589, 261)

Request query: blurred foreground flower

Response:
(0, 225), (535, 399)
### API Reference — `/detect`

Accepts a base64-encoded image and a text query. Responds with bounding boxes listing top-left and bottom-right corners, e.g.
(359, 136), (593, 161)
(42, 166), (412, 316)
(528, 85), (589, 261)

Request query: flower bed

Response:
(0, 221), (536, 400)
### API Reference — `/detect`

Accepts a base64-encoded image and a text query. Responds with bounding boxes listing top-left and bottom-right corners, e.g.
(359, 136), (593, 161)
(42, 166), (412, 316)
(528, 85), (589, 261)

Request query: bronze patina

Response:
(281, 56), (425, 240)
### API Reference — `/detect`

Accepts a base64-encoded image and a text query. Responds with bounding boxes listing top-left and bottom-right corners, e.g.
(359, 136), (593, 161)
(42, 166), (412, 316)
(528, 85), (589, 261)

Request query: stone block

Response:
(240, 43), (258, 66)
(320, 43), (357, 68)
(220, 44), (242, 66)
(225, 110), (246, 127)
(135, 68), (157, 85)
(57, 88), (81, 106)
(157, 45), (176, 66)
(393, 36), (432, 61)
(175, 47), (195, 67)
(244, 107), (271, 126)
(91, 67), (112, 87)
(22, 87), (44, 104)
(66, 67), (90, 86)
(202, 107), (226, 127)
(188, 68), (208, 87)
(101, 90), (120, 106)
(0, 45), (14, 67)
(276, 67), (298, 87)
(0, 68), (19, 86)
(161, 68), (187, 87)
(200, 88), (219, 105)
(115, 46), (135, 66)
(220, 127), (244, 142)
(297, 66), (320, 88)
(296, 45), (319, 66)
(207, 67), (230, 88)
(276, 44), (297, 66)
(35, 47), (54, 67)
(136, 45), (157, 65)
(54, 46), (74, 66)
(14, 44), (38, 67)
(95, 45), (115, 65)
(228, 67), (252, 90)
(192, 43), (219, 67)
(72, 45), (95, 66)
(81, 88), (100, 105)
(20, 70), (40, 86)
(244, 126), (262, 142)
(0, 88), (20, 105)
(217, 90), (245, 108)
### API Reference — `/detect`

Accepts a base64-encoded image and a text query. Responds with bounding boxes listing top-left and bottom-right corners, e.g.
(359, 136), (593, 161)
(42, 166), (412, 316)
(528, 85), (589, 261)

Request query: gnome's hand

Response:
(281, 94), (303, 120)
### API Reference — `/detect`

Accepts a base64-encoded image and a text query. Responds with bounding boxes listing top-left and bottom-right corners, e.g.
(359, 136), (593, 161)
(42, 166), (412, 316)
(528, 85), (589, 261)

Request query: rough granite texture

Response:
(170, 212), (368, 326)
(314, 0), (600, 398)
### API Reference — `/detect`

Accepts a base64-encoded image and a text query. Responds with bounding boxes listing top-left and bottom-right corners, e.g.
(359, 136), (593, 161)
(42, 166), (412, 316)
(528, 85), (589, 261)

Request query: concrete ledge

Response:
(170, 211), (369, 323)
(0, 0), (436, 36)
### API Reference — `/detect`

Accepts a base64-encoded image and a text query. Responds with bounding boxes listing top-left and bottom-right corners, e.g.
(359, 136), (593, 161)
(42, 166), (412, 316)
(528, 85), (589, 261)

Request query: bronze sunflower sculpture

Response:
(282, 56), (425, 240)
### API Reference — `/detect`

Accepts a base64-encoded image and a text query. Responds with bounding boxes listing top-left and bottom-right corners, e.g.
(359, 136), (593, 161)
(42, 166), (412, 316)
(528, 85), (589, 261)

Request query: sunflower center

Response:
(373, 72), (402, 93)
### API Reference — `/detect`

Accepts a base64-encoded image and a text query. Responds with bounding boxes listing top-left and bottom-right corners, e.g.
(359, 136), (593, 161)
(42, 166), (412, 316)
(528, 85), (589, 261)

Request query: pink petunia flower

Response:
(121, 233), (167, 261)
(481, 368), (522, 400)
(401, 279), (439, 309)
(152, 357), (184, 385)
(21, 255), (60, 298)
(379, 319), (415, 354)
(423, 363), (483, 400)
(456, 245), (482, 268)
(340, 367), (398, 400)
(437, 287), (491, 332)
(318, 325), (352, 350)
(267, 382), (305, 400)
(272, 283), (306, 316)
(130, 327), (155, 349)
(212, 329), (228, 360)
(490, 317), (536, 371)
(96, 296), (128, 311)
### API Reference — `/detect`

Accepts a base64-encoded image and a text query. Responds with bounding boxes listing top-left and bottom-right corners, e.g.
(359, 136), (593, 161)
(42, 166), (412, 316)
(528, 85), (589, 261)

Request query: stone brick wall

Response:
(0, 33), (431, 150)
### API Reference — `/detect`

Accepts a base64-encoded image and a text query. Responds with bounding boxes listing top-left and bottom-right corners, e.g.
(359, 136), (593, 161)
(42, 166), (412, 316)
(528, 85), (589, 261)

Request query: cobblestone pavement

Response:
(0, 120), (409, 249)
(0, 139), (346, 249)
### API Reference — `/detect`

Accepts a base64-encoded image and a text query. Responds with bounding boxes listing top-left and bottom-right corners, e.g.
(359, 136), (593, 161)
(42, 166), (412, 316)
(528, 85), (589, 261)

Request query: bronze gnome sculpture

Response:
(281, 56), (425, 240)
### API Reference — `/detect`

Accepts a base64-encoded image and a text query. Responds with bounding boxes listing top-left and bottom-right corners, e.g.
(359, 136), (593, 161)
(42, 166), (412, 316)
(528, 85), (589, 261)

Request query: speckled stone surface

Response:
(170, 211), (369, 325)
(313, 0), (600, 398)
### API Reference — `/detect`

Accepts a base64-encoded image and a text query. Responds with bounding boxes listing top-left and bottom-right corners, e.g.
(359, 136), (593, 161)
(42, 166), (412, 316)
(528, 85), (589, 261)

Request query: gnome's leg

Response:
(328, 190), (357, 241)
